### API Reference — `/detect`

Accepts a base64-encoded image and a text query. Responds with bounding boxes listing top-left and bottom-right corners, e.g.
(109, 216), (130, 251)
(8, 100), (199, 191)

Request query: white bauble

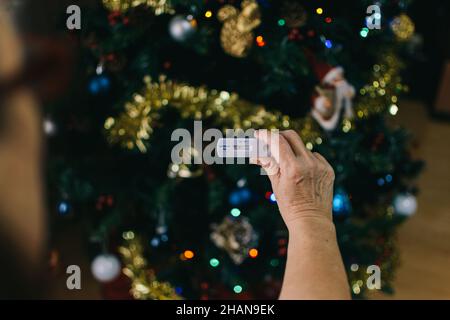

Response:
(91, 254), (121, 283)
(169, 15), (195, 42)
(43, 118), (57, 136)
(393, 193), (418, 216)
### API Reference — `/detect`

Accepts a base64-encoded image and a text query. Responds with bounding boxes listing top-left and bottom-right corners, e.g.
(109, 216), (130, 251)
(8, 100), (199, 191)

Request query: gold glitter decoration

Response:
(217, 0), (262, 58)
(354, 51), (406, 121)
(104, 75), (320, 152)
(119, 232), (182, 300)
(390, 14), (415, 41)
(102, 0), (175, 15)
(104, 52), (405, 151)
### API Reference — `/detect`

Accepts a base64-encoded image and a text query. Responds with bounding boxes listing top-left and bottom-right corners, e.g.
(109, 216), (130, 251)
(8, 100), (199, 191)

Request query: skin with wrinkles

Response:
(253, 130), (350, 299)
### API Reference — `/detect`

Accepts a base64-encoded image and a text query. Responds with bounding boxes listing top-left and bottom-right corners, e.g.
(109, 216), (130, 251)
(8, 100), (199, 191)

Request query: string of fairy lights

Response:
(94, 0), (416, 299)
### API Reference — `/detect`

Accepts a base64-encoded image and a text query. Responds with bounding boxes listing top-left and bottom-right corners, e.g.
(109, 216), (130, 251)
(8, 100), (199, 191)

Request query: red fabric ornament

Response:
(306, 51), (355, 130)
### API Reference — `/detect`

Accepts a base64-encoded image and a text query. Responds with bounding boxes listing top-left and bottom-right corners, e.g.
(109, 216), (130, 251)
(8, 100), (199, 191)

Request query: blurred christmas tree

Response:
(47, 0), (423, 299)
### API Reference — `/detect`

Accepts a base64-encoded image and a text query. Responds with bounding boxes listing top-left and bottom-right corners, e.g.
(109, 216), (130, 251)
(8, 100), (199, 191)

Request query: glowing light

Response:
(325, 17), (332, 24)
(209, 258), (220, 267)
(230, 208), (241, 217)
(360, 27), (369, 38)
(122, 231), (135, 240)
(269, 193), (276, 203)
(183, 250), (194, 259)
(324, 39), (333, 48)
(43, 119), (56, 135)
(389, 104), (398, 115)
(58, 202), (70, 215)
(205, 10), (212, 18)
(249, 248), (258, 258)
(278, 19), (285, 26)
(352, 284), (361, 294)
(233, 285), (243, 294)
(316, 8), (323, 15)
(306, 142), (314, 150)
(150, 237), (160, 247)
(332, 191), (351, 215)
(256, 35), (265, 47)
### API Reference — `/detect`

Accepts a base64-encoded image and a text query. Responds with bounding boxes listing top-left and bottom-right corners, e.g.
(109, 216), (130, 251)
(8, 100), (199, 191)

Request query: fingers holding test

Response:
(255, 130), (296, 171)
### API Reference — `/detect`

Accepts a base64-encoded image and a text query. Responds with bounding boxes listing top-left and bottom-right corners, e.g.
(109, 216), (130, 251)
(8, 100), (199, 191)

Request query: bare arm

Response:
(252, 130), (350, 300)
(0, 7), (45, 273)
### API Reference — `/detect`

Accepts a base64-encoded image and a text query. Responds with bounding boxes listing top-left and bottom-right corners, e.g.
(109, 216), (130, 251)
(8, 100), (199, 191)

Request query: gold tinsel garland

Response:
(119, 231), (182, 300)
(104, 52), (404, 153)
(355, 51), (407, 120)
(104, 75), (320, 152)
(102, 0), (174, 15)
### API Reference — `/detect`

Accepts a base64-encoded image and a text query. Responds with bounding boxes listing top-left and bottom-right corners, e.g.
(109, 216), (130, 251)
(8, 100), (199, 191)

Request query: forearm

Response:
(279, 216), (350, 300)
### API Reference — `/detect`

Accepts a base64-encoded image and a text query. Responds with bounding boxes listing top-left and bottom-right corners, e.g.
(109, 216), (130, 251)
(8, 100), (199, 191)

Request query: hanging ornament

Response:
(236, 178), (247, 188)
(393, 193), (417, 216)
(310, 59), (355, 130)
(91, 254), (121, 283)
(43, 117), (57, 136)
(169, 15), (196, 42)
(88, 75), (111, 95)
(228, 187), (252, 206)
(280, 1), (307, 28)
(390, 14), (415, 41)
(332, 189), (352, 216)
(217, 0), (261, 58)
(102, 0), (174, 16)
(57, 201), (71, 216)
(210, 216), (258, 264)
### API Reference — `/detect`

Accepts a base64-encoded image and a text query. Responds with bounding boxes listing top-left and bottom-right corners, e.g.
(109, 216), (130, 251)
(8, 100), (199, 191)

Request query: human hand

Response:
(252, 130), (335, 231)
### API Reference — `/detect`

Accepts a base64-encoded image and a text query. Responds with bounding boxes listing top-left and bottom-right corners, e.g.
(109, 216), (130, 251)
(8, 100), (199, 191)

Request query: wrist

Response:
(285, 213), (336, 242)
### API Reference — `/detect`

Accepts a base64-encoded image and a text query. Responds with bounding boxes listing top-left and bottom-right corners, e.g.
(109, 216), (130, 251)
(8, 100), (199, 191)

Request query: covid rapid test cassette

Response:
(216, 138), (270, 158)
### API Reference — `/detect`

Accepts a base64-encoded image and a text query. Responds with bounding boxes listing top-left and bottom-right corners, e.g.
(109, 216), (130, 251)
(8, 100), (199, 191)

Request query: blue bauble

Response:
(229, 191), (241, 206)
(239, 188), (251, 202)
(89, 75), (110, 94)
(88, 79), (100, 94)
(58, 201), (70, 215)
(228, 187), (252, 206)
(332, 190), (351, 216)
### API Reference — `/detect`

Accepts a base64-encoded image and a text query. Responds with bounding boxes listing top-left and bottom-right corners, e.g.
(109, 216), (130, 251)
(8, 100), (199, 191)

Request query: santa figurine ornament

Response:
(311, 61), (355, 131)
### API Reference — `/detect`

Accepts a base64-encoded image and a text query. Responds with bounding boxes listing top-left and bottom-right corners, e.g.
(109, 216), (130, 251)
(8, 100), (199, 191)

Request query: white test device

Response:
(216, 138), (270, 158)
